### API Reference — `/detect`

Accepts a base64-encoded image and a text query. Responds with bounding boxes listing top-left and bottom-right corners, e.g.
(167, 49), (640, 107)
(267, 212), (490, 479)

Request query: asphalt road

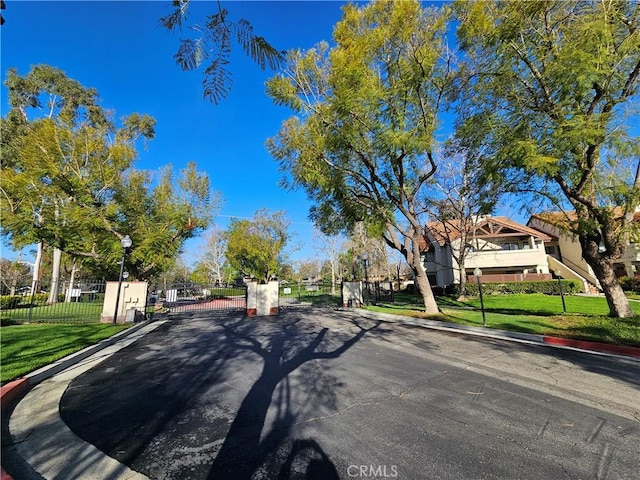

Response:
(23, 309), (640, 479)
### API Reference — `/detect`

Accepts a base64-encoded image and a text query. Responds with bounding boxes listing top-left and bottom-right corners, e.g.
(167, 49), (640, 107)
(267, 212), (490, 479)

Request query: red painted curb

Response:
(1, 379), (28, 480)
(543, 336), (640, 357)
(1, 467), (14, 480)
(0, 378), (29, 414)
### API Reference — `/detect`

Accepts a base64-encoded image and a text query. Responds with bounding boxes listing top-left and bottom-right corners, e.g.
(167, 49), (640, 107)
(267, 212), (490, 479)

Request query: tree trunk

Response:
(330, 261), (336, 295)
(457, 264), (467, 300)
(581, 236), (634, 318)
(65, 260), (79, 302)
(30, 241), (44, 296)
(407, 240), (438, 313)
(48, 247), (62, 304)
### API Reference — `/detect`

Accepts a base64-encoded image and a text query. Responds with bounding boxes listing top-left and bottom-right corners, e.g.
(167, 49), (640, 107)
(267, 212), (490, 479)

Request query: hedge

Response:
(619, 276), (640, 293)
(1, 293), (67, 310)
(464, 280), (581, 296)
(1, 296), (22, 310)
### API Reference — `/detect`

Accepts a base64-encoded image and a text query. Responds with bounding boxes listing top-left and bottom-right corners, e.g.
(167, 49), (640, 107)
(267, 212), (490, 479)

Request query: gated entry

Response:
(157, 283), (247, 314)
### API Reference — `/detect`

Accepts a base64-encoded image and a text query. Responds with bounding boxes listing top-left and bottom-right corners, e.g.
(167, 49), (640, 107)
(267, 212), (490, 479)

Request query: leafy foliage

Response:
(453, 0), (640, 317)
(465, 280), (581, 296)
(225, 209), (290, 283)
(161, 0), (284, 103)
(266, 0), (454, 313)
(1, 65), (217, 280)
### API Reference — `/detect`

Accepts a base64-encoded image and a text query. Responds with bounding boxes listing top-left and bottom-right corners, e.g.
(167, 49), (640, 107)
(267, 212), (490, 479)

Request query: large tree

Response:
(266, 0), (454, 313)
(1, 65), (115, 298)
(423, 145), (495, 298)
(1, 65), (215, 283)
(225, 209), (290, 283)
(454, 0), (640, 317)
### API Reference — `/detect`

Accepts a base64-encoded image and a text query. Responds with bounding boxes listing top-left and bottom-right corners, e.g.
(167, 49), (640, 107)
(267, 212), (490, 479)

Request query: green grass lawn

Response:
(368, 293), (640, 347)
(1, 301), (103, 324)
(1, 323), (130, 383)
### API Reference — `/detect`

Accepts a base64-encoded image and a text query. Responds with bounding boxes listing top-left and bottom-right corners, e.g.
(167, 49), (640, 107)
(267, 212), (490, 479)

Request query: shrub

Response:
(1, 295), (22, 310)
(465, 280), (581, 296)
(619, 276), (640, 293)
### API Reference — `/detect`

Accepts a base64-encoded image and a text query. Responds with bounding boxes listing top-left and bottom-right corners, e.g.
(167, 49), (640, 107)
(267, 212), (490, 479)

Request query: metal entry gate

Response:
(155, 283), (247, 315)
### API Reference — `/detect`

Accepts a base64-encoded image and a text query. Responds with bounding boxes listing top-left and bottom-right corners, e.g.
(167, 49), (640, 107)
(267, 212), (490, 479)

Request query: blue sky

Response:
(0, 0), (360, 265)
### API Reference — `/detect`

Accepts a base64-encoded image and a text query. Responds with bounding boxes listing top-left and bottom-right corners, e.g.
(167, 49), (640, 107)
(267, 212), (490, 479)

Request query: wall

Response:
(101, 281), (148, 323)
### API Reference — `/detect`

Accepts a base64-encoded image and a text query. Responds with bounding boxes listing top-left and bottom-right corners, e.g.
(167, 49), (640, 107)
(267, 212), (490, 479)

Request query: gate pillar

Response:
(246, 281), (279, 316)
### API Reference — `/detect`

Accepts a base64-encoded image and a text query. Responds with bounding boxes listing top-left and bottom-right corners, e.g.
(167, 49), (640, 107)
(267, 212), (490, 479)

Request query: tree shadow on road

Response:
(59, 310), (381, 479)
(207, 314), (380, 479)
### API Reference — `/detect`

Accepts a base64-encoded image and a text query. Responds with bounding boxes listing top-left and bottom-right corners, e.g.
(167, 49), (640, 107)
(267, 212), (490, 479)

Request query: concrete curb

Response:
(1, 319), (166, 480)
(348, 308), (640, 360)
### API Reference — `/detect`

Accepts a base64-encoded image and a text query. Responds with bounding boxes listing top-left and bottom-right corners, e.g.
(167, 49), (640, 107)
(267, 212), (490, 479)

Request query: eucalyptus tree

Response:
(453, 0), (640, 317)
(1, 65), (215, 284)
(1, 65), (115, 299)
(266, 0), (454, 313)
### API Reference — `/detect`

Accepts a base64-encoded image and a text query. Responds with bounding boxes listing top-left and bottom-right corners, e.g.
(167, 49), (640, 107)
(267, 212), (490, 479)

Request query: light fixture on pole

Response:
(554, 269), (567, 313)
(474, 267), (486, 326)
(113, 235), (133, 325)
(362, 253), (369, 306)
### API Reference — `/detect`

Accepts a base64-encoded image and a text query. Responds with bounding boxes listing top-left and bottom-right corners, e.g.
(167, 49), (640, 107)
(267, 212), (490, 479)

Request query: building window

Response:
(425, 249), (435, 262)
(501, 242), (520, 250)
(545, 245), (557, 255)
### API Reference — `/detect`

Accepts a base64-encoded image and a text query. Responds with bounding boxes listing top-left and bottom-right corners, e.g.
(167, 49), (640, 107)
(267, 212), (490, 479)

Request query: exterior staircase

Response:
(546, 255), (601, 294)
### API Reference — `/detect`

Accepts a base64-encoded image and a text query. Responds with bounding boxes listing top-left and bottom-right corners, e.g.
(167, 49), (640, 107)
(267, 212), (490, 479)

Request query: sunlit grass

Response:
(1, 323), (130, 383)
(367, 293), (640, 347)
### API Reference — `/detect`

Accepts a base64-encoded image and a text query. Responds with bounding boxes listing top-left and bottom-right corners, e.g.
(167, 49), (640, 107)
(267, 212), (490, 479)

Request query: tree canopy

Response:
(453, 0), (640, 317)
(266, 0), (453, 313)
(1, 65), (216, 280)
(225, 209), (290, 283)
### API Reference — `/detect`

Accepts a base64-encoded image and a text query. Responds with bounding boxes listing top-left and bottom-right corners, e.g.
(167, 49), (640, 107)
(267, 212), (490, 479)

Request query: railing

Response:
(465, 273), (552, 283)
(1, 280), (106, 324)
(156, 283), (247, 313)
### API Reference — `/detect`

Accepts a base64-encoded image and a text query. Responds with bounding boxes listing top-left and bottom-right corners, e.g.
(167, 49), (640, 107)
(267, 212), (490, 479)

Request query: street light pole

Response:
(113, 235), (133, 325)
(474, 267), (486, 326)
(362, 254), (369, 306)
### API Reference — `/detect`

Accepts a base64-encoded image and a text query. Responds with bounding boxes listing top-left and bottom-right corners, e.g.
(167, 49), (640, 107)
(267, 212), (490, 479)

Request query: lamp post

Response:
(362, 253), (369, 305)
(555, 269), (567, 313)
(113, 235), (132, 325)
(474, 267), (486, 326)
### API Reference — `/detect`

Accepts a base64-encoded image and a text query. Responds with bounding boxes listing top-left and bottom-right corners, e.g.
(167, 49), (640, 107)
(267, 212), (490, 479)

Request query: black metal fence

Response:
(154, 283), (247, 314)
(1, 280), (107, 324)
(279, 282), (341, 308)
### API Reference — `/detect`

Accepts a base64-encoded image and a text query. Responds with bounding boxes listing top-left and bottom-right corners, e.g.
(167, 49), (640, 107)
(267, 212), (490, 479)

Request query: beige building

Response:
(422, 212), (639, 294)
(423, 216), (552, 287)
(528, 211), (640, 292)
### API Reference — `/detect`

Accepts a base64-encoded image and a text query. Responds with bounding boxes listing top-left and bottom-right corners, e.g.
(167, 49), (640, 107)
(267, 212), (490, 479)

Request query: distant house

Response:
(528, 210), (640, 292)
(422, 216), (553, 288)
